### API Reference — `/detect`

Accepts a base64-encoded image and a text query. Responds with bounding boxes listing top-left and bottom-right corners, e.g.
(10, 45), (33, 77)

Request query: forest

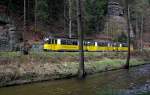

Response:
(0, 0), (150, 44)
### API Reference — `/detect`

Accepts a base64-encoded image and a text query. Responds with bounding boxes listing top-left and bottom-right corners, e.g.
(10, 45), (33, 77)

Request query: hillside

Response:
(0, 0), (150, 50)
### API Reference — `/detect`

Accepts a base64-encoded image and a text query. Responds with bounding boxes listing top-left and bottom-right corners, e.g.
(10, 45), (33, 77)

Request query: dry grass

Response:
(0, 51), (149, 65)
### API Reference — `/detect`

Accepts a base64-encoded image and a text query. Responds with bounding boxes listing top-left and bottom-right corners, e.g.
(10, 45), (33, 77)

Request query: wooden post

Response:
(77, 0), (85, 78)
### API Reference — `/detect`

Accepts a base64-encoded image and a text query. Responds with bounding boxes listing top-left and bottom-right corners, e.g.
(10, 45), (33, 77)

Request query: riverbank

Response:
(0, 51), (149, 87)
(0, 64), (150, 95)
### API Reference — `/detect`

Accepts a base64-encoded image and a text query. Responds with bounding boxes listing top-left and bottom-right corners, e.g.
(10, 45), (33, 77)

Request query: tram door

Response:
(50, 39), (57, 50)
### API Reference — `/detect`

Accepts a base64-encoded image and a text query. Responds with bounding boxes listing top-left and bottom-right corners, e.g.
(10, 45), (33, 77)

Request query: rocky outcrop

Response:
(104, 0), (129, 38)
(107, 1), (124, 16)
(0, 24), (9, 51)
(0, 24), (19, 51)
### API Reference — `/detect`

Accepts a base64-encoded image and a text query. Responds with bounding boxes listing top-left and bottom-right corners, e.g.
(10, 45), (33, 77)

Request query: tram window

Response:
(92, 42), (95, 45)
(98, 42), (107, 46)
(47, 39), (50, 44)
(109, 43), (113, 46)
(87, 41), (95, 46)
(115, 43), (119, 47)
(117, 43), (120, 46)
(104, 42), (108, 46)
(122, 43), (128, 47)
(51, 39), (53, 44)
(67, 40), (70, 45)
(116, 43), (121, 47)
(83, 41), (87, 45)
(113, 43), (117, 47)
(52, 39), (54, 44)
(98, 42), (101, 46)
(61, 39), (72, 45)
(98, 42), (102, 46)
(49, 39), (56, 44)
(70, 40), (74, 45)
(54, 39), (57, 44)
(61, 40), (67, 45)
(73, 41), (78, 45)
(50, 39), (52, 44)
(66, 40), (68, 45)
(87, 42), (90, 45)
(46, 39), (51, 44)
(67, 40), (72, 45)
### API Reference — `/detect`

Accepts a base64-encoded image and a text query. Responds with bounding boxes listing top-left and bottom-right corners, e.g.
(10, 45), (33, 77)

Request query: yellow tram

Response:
(43, 38), (131, 52)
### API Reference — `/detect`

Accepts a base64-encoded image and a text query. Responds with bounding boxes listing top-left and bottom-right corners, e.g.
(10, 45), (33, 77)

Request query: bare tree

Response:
(23, 0), (26, 40)
(68, 0), (72, 38)
(140, 15), (144, 52)
(124, 0), (131, 69)
(134, 14), (139, 50)
(77, 0), (85, 78)
(64, 0), (67, 34)
(34, 0), (37, 33)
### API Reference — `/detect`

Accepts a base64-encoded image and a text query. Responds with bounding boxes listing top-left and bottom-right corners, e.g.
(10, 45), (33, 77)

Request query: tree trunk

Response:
(134, 15), (139, 50)
(140, 15), (144, 52)
(34, 0), (37, 33)
(69, 0), (72, 38)
(64, 0), (67, 34)
(48, 1), (53, 25)
(23, 0), (26, 41)
(77, 0), (85, 79)
(124, 0), (131, 69)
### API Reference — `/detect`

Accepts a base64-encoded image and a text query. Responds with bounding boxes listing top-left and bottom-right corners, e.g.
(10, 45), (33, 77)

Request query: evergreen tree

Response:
(85, 0), (107, 33)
